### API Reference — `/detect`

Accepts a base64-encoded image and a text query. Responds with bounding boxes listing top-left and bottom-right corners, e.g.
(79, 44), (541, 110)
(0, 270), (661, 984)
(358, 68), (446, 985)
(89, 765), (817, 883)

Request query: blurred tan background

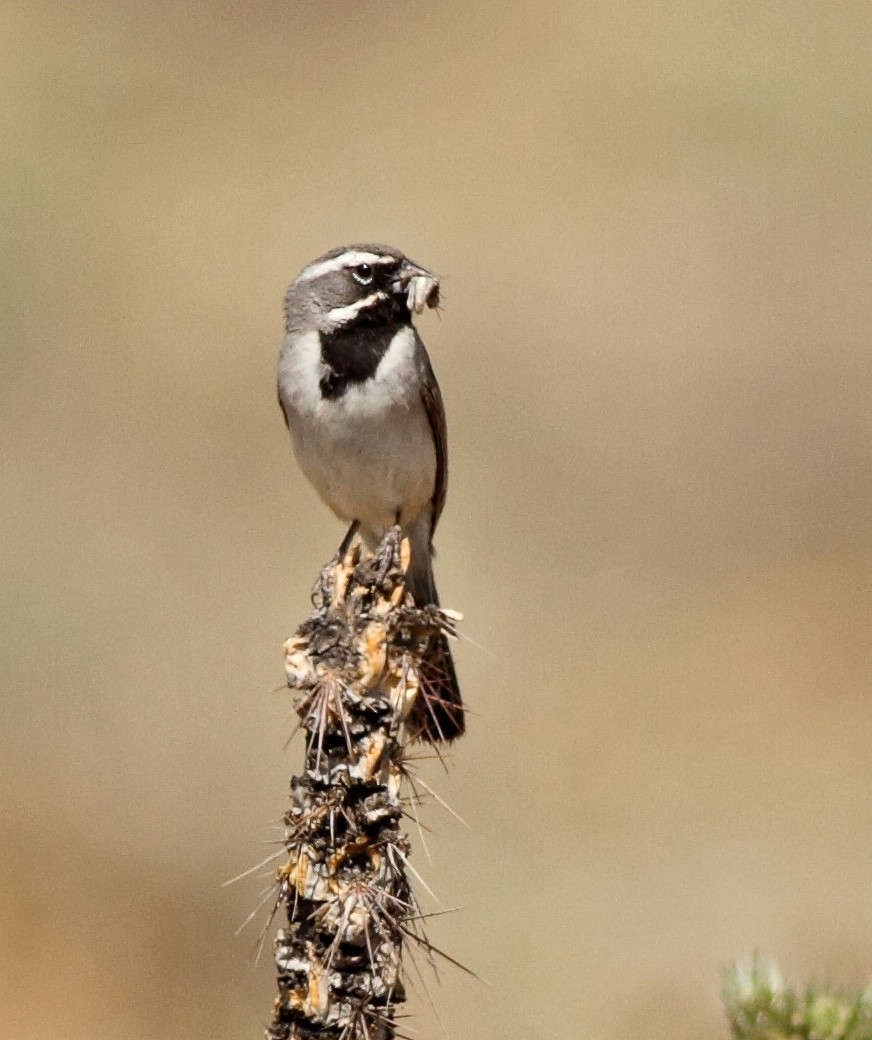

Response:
(3, 1), (872, 1037)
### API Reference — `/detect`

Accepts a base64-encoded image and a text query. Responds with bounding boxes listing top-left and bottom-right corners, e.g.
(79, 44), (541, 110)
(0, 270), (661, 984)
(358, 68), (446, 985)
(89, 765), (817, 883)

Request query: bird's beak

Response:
(392, 261), (440, 315)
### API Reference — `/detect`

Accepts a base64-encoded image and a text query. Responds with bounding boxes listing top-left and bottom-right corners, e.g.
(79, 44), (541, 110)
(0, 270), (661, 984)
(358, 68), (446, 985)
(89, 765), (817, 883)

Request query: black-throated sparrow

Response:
(277, 243), (464, 742)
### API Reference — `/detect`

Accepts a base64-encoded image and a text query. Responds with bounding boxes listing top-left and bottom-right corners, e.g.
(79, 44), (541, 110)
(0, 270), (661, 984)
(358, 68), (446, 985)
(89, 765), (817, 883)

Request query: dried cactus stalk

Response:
(267, 527), (461, 1040)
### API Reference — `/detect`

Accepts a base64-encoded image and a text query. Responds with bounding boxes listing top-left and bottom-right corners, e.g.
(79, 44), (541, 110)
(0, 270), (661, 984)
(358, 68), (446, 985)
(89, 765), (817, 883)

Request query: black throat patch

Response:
(319, 319), (409, 400)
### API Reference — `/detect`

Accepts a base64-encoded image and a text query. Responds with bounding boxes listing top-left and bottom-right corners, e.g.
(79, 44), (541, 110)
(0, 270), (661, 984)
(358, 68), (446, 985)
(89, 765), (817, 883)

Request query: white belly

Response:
(278, 327), (437, 533)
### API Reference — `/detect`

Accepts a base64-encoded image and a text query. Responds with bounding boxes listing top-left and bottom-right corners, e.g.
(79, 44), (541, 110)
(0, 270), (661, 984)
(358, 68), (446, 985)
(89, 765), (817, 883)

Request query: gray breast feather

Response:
(277, 326), (440, 535)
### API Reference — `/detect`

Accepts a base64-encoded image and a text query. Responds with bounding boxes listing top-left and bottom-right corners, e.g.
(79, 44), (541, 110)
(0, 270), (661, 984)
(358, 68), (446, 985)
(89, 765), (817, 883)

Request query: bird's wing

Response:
(416, 336), (448, 536)
(277, 383), (290, 428)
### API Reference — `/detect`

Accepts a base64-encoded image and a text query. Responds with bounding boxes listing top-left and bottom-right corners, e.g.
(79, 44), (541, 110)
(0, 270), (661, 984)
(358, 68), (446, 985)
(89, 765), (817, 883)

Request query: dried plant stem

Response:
(266, 528), (461, 1040)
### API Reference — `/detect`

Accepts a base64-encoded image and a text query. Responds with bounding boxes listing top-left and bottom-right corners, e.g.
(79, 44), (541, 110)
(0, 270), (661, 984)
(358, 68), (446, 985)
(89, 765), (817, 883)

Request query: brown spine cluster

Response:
(266, 529), (460, 1040)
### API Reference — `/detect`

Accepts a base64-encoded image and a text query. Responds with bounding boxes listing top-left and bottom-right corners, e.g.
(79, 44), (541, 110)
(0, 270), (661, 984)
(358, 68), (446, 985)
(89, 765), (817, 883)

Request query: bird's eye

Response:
(352, 263), (374, 285)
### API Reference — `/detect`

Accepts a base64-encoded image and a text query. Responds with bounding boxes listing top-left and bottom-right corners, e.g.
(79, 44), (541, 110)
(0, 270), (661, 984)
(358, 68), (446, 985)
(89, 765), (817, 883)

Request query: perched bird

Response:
(277, 243), (464, 742)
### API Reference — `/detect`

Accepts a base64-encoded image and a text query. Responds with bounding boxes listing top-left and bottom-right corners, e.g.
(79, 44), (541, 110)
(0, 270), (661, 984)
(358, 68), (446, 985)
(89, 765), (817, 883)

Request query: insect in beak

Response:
(392, 263), (440, 314)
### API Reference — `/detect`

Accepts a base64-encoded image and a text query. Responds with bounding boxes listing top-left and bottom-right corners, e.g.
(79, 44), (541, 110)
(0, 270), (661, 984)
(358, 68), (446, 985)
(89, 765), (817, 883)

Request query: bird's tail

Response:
(406, 538), (465, 744)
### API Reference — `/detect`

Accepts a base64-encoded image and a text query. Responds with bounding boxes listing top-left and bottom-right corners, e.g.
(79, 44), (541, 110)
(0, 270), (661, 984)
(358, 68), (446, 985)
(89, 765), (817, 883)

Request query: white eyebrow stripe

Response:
(325, 291), (389, 326)
(297, 251), (397, 282)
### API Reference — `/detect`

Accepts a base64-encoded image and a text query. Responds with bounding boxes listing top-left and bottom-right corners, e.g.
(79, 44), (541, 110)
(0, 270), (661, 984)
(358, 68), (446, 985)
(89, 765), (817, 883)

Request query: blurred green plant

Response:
(723, 954), (872, 1040)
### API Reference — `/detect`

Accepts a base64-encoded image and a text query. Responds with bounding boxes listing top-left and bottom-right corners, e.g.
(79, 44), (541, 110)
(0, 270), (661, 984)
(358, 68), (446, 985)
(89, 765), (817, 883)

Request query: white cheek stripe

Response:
(326, 291), (389, 326)
(297, 251), (397, 282)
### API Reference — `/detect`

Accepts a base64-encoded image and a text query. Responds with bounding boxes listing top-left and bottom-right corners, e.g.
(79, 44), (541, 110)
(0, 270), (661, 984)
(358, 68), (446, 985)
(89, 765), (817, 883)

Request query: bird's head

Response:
(284, 244), (440, 335)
